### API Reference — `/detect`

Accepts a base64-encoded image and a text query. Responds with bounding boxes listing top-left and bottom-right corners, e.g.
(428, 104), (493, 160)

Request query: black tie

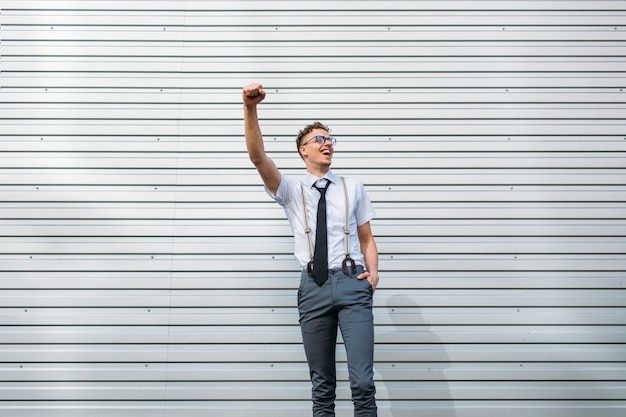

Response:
(312, 179), (331, 286)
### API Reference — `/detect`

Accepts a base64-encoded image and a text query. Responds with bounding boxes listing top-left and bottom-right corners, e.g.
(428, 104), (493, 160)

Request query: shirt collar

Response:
(304, 169), (338, 188)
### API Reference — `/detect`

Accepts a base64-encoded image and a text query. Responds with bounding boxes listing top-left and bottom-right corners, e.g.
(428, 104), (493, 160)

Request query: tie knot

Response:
(314, 179), (331, 194)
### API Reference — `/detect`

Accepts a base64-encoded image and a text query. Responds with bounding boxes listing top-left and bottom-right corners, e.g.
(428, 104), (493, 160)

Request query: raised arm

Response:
(243, 83), (281, 195)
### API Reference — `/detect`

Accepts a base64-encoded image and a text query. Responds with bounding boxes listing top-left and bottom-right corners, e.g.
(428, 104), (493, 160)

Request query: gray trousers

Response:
(297, 265), (377, 417)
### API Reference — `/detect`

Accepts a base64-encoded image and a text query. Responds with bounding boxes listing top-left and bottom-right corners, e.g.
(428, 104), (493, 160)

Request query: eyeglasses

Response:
(301, 135), (337, 147)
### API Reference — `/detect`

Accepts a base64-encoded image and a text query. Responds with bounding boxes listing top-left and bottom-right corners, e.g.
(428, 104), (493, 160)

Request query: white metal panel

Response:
(1, 1), (625, 416)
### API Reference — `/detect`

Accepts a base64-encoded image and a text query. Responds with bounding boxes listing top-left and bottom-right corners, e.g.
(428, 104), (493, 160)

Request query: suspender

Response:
(301, 177), (356, 276)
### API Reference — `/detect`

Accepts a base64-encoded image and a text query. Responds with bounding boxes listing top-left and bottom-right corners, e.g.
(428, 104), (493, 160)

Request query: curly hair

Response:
(296, 121), (331, 158)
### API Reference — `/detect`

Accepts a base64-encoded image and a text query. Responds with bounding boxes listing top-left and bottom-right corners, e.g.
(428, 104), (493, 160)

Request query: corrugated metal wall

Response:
(1, 1), (625, 416)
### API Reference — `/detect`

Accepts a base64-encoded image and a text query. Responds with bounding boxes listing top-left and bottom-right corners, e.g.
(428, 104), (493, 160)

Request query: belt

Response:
(303, 264), (365, 276)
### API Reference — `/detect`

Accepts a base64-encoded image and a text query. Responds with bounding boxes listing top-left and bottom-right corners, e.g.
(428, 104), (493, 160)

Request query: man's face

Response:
(300, 128), (335, 166)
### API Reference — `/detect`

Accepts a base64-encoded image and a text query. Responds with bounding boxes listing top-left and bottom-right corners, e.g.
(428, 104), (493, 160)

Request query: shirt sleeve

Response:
(354, 178), (377, 226)
(266, 174), (297, 207)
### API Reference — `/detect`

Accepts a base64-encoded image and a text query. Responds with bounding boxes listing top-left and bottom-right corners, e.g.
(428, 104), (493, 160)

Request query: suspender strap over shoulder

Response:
(340, 177), (356, 275)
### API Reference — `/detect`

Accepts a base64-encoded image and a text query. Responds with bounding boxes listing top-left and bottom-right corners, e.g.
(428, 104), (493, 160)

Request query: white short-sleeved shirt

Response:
(266, 169), (376, 269)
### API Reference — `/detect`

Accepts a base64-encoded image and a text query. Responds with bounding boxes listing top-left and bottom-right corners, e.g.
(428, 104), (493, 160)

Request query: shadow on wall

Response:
(378, 295), (457, 417)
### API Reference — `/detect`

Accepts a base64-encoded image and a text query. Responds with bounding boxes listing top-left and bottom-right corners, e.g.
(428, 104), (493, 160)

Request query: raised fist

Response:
(242, 83), (266, 106)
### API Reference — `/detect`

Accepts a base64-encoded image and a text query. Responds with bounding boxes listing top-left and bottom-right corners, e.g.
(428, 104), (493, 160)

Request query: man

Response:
(243, 82), (379, 417)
